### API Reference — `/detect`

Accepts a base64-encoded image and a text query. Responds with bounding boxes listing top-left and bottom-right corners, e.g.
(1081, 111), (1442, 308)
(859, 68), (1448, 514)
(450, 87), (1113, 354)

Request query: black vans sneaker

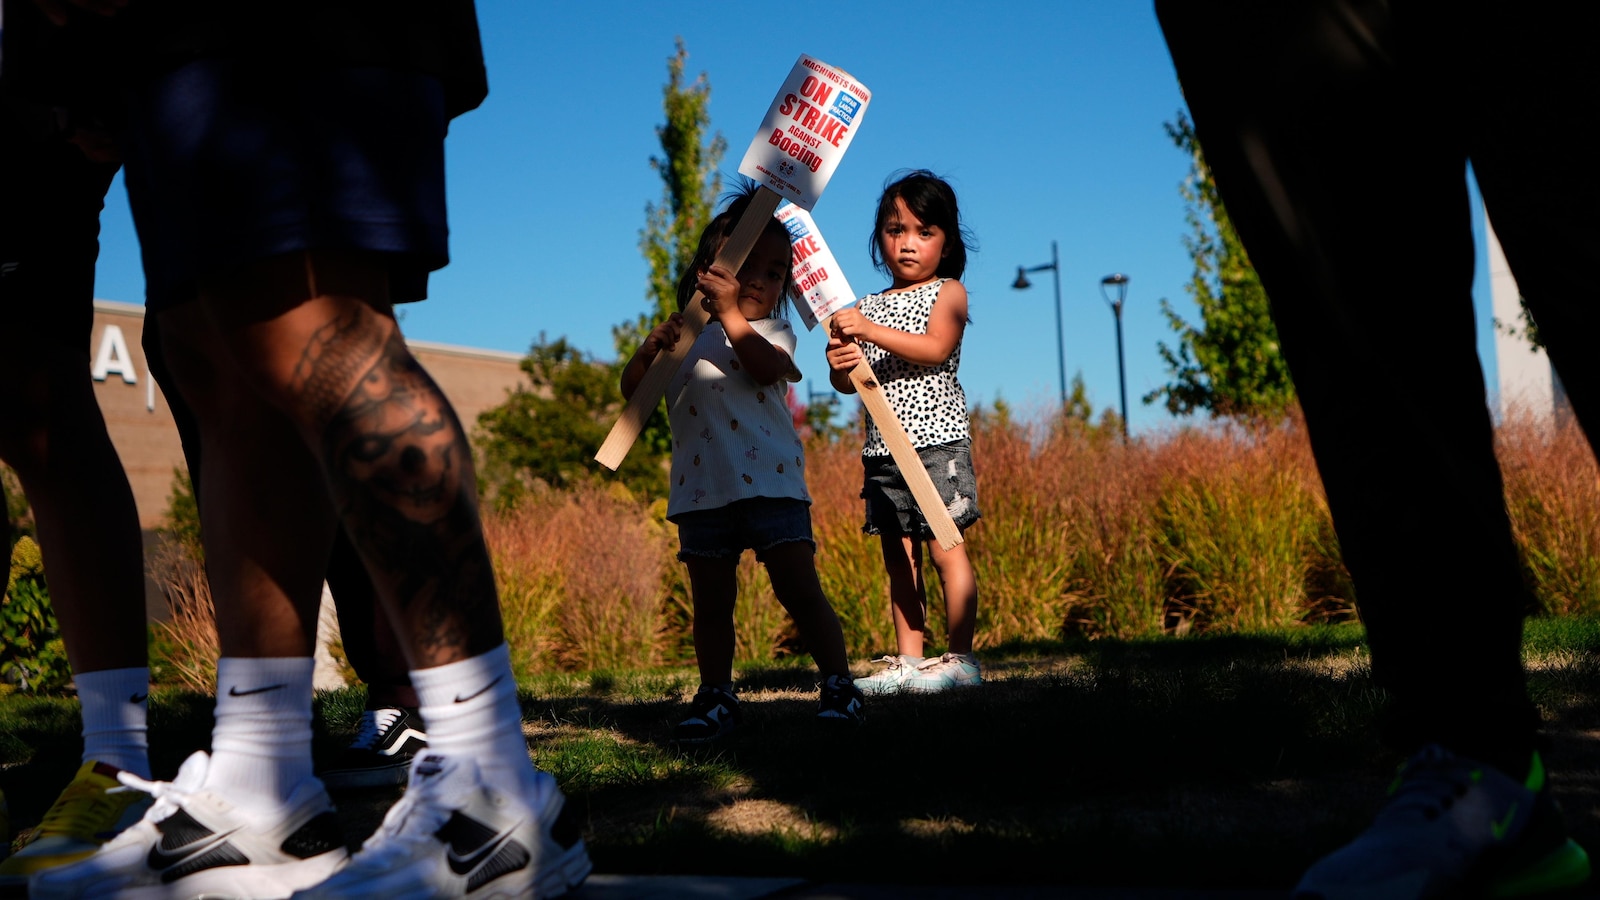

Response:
(672, 686), (742, 744)
(818, 675), (865, 726)
(319, 707), (428, 790)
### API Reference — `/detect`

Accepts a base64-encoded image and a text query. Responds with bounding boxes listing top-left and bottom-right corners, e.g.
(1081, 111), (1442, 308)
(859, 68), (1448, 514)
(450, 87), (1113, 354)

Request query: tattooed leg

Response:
(202, 250), (505, 669)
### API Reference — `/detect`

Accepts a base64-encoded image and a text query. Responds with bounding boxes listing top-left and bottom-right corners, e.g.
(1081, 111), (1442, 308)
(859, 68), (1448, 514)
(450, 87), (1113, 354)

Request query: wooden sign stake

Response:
(595, 187), (783, 470)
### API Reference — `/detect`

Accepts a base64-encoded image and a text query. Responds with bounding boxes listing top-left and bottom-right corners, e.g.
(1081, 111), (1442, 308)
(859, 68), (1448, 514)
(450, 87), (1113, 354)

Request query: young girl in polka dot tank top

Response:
(621, 186), (863, 743)
(825, 170), (984, 696)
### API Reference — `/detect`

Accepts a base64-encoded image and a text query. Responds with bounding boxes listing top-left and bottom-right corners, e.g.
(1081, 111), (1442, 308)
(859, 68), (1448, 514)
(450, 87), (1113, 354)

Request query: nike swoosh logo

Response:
(446, 829), (518, 875)
(1491, 802), (1519, 840)
(454, 675), (504, 704)
(129, 693), (149, 704)
(228, 683), (287, 697)
(146, 828), (241, 870)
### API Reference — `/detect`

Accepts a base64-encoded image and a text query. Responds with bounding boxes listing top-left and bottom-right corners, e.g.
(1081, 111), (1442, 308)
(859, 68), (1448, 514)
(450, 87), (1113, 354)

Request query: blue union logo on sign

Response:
(830, 92), (862, 126)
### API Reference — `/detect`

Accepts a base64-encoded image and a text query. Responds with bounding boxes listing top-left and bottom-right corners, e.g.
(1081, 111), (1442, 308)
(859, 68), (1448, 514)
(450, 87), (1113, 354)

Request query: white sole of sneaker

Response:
(82, 849), (347, 900)
(533, 838), (593, 899)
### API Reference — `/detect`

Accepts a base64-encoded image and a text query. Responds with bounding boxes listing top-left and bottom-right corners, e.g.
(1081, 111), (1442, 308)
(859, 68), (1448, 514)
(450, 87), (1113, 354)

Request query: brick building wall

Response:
(76, 300), (529, 616)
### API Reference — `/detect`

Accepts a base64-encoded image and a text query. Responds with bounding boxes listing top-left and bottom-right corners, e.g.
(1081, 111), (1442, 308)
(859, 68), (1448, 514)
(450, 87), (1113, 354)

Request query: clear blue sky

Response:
(89, 0), (1499, 435)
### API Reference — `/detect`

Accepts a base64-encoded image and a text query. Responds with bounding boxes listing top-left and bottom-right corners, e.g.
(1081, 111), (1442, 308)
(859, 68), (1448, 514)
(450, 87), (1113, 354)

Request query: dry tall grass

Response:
(482, 483), (670, 673)
(137, 410), (1600, 679)
(145, 535), (218, 692)
(1497, 409), (1600, 616)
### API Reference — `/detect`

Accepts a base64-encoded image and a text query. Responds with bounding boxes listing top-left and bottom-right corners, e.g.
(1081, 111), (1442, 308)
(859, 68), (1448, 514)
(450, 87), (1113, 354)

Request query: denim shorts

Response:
(674, 497), (815, 561)
(862, 438), (981, 538)
(120, 59), (449, 309)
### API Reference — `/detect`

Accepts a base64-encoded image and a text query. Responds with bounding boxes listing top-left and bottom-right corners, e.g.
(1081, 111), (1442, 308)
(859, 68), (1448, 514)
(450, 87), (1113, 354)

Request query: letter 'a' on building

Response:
(738, 55), (872, 211)
(93, 324), (139, 384)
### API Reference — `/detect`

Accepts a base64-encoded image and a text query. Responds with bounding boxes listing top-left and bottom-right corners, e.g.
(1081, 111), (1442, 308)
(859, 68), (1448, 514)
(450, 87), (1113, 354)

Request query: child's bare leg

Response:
(761, 542), (848, 678)
(929, 540), (978, 656)
(684, 556), (738, 687)
(880, 534), (927, 657)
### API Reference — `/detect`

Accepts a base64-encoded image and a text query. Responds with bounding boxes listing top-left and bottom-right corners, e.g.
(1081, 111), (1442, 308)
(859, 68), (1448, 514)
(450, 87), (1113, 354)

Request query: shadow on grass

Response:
(4, 619), (1598, 891)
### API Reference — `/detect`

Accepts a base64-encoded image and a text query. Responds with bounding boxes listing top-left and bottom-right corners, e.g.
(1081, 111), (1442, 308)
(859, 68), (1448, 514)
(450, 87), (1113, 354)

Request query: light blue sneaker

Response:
(853, 655), (921, 696)
(1293, 745), (1590, 899)
(901, 653), (982, 693)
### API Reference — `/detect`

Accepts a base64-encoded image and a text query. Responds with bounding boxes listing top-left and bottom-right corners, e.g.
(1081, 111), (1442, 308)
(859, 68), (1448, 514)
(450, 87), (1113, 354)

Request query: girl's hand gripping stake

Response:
(777, 205), (963, 551)
(596, 55), (872, 470)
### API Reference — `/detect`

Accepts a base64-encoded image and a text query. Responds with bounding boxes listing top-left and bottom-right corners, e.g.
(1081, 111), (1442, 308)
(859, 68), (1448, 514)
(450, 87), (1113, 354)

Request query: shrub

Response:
(1, 537), (70, 693)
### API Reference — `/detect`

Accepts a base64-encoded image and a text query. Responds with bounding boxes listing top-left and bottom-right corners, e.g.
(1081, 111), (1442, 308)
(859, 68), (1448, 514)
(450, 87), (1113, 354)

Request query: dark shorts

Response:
(0, 112), (118, 348)
(119, 59), (449, 310)
(674, 497), (816, 562)
(863, 438), (981, 538)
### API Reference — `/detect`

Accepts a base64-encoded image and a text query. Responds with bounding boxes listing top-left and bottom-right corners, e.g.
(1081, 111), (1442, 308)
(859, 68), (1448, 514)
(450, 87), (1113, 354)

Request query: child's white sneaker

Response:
(290, 751), (590, 899)
(852, 655), (921, 696)
(901, 652), (982, 693)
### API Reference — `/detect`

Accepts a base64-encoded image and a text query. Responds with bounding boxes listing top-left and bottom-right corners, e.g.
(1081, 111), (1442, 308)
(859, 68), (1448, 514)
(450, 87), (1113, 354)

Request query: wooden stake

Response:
(823, 319), (964, 551)
(595, 187), (783, 470)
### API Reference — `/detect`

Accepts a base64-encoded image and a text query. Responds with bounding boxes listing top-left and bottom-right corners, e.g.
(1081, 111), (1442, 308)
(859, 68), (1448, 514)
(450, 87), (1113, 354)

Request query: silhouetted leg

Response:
(1158, 0), (1534, 770)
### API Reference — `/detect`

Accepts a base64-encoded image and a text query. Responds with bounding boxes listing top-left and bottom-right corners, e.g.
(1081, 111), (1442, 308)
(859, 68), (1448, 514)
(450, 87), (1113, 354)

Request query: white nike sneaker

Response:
(901, 652), (982, 693)
(852, 655), (920, 696)
(290, 751), (591, 899)
(29, 751), (348, 900)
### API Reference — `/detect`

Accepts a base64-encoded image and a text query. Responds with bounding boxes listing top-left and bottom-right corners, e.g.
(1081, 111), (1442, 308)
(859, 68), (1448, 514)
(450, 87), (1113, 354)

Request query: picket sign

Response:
(777, 206), (962, 550)
(596, 54), (872, 471)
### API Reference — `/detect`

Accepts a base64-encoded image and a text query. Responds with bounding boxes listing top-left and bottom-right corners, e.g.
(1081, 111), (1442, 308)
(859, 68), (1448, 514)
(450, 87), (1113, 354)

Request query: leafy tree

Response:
(478, 40), (724, 502)
(1146, 113), (1295, 420)
(478, 334), (662, 501)
(1493, 295), (1544, 352)
(617, 38), (727, 456)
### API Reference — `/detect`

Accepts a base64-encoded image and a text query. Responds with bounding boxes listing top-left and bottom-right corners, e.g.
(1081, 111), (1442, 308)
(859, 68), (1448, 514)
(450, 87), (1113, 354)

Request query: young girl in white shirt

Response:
(622, 187), (863, 742)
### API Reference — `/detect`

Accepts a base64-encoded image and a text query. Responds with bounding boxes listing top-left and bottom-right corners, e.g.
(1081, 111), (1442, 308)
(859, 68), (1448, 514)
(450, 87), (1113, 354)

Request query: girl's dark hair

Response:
(868, 169), (975, 280)
(674, 180), (794, 318)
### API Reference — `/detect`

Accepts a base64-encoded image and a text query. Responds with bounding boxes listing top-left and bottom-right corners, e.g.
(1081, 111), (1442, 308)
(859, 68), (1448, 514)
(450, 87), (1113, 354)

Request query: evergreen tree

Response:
(617, 38), (727, 456)
(1146, 113), (1295, 420)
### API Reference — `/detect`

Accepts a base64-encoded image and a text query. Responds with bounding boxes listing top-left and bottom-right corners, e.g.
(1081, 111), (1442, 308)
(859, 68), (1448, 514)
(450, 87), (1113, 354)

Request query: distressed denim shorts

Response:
(674, 497), (815, 561)
(862, 438), (981, 538)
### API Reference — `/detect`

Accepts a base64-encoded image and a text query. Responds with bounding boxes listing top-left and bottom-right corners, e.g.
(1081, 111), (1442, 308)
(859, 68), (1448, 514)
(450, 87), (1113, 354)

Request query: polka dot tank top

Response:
(857, 278), (969, 456)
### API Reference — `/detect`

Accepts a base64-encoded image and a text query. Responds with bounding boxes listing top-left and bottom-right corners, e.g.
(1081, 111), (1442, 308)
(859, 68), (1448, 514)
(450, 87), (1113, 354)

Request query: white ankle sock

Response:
(74, 667), (151, 778)
(207, 657), (315, 811)
(412, 644), (545, 800)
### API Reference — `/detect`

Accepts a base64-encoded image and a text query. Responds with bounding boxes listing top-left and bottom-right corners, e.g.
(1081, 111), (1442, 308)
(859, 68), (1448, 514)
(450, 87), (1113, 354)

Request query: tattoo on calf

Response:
(311, 327), (496, 657)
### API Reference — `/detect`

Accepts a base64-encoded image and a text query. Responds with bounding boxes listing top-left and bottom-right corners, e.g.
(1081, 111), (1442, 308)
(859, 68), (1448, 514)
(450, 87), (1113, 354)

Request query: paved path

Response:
(578, 875), (1290, 899)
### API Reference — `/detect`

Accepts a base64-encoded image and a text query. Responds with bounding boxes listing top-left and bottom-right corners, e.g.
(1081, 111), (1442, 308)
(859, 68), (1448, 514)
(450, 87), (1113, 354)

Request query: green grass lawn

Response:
(5, 619), (1600, 891)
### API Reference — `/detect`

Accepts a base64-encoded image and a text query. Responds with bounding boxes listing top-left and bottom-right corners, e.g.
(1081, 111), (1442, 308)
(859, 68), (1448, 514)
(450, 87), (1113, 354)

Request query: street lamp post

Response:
(1011, 241), (1066, 410)
(1100, 273), (1130, 439)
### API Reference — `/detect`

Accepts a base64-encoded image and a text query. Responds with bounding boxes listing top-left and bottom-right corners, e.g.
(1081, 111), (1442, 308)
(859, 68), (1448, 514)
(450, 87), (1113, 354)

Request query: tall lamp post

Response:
(1011, 240), (1065, 410)
(1100, 273), (1130, 438)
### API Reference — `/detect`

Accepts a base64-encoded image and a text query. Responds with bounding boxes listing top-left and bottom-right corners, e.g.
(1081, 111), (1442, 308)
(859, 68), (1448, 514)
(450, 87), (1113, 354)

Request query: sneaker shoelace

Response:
(99, 771), (193, 849)
(349, 708), (405, 751)
(347, 773), (456, 871)
(1378, 746), (1498, 826)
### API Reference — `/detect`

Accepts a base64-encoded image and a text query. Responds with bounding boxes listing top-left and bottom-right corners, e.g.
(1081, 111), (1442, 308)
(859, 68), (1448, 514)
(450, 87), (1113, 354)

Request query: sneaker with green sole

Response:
(1294, 745), (1591, 899)
(0, 761), (152, 888)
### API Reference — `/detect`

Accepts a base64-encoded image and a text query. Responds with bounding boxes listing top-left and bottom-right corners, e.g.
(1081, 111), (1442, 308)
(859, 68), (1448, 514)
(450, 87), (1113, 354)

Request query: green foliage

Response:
(618, 38), (727, 458)
(1147, 113), (1296, 421)
(160, 467), (202, 555)
(478, 334), (664, 501)
(1493, 294), (1544, 353)
(2, 465), (34, 547)
(2, 536), (70, 694)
